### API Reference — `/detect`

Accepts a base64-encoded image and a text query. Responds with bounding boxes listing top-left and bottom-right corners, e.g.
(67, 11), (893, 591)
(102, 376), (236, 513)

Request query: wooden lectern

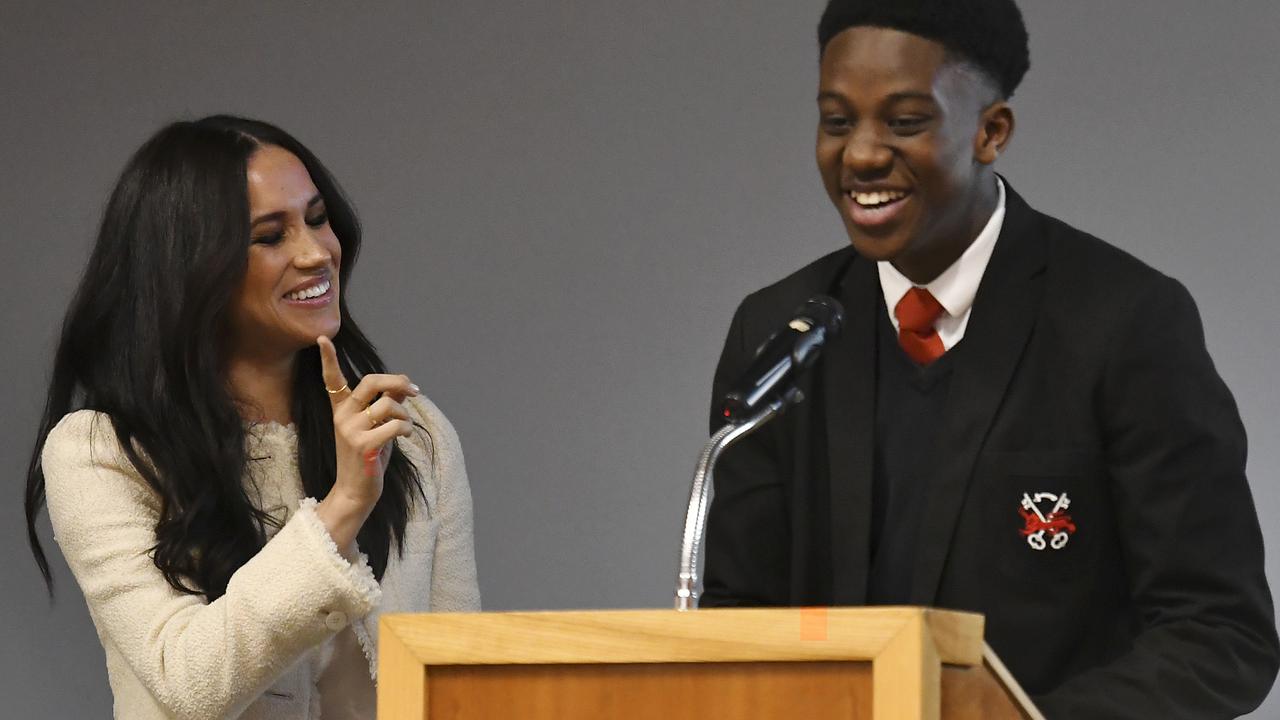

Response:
(378, 607), (1043, 719)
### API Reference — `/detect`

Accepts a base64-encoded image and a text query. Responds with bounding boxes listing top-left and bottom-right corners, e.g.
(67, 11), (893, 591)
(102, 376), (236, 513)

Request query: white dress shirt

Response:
(877, 178), (1006, 350)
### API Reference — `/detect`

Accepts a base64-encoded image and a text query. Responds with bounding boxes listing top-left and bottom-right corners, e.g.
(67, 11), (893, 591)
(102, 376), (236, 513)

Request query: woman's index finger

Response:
(316, 336), (349, 404)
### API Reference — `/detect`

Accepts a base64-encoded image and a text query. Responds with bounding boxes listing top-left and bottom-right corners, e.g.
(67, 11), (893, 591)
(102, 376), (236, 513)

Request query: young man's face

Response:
(816, 26), (1008, 283)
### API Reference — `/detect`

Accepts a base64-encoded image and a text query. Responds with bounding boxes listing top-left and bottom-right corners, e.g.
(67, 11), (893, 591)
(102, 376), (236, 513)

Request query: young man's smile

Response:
(845, 186), (912, 229)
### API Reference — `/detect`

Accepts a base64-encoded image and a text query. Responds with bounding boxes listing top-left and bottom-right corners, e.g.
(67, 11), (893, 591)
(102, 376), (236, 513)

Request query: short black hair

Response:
(818, 0), (1030, 98)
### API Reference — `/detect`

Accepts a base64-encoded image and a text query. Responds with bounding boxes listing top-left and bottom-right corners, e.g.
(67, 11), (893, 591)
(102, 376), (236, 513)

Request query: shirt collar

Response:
(877, 177), (1006, 318)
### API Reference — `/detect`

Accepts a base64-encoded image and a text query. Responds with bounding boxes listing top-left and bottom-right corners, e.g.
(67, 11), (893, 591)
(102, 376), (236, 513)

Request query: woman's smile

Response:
(281, 275), (334, 306)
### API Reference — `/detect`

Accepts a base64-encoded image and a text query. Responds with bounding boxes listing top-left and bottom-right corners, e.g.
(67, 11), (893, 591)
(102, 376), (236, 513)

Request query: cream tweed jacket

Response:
(43, 395), (480, 719)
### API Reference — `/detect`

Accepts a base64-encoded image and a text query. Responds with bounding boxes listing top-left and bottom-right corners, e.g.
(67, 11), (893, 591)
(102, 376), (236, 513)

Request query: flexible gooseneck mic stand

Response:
(674, 389), (800, 611)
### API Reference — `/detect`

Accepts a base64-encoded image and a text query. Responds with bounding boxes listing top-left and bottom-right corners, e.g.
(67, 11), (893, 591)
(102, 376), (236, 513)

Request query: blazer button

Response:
(325, 611), (348, 631)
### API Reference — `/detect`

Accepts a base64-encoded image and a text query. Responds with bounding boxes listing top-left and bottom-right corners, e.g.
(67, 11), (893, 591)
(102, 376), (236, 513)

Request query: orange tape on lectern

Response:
(799, 607), (828, 641)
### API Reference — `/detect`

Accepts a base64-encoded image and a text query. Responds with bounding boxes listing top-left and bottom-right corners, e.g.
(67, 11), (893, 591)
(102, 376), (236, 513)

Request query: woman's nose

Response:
(293, 229), (333, 268)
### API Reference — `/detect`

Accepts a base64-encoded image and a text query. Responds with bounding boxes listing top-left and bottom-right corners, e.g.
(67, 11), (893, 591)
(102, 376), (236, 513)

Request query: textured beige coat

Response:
(43, 395), (480, 719)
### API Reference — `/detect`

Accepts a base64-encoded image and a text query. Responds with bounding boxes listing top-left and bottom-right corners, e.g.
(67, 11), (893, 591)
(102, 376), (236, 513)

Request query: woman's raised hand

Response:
(313, 335), (419, 553)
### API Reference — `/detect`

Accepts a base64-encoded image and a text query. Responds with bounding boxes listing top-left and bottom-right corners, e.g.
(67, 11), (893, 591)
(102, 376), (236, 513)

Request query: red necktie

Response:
(895, 287), (946, 365)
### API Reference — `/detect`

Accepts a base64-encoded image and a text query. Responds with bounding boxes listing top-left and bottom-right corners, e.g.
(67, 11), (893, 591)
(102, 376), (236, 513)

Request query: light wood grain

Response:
(380, 607), (983, 666)
(872, 614), (940, 720)
(376, 608), (1043, 720)
(379, 618), (428, 720)
(924, 608), (985, 665)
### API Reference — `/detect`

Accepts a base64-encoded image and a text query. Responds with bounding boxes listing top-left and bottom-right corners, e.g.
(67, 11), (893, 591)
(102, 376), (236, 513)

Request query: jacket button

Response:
(325, 611), (348, 631)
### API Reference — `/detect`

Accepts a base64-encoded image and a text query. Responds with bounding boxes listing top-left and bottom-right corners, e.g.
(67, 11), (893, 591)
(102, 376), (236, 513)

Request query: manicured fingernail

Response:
(410, 383), (421, 394)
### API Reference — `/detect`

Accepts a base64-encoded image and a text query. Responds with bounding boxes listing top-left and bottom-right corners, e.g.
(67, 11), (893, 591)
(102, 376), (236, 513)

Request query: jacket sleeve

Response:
(406, 395), (480, 612)
(42, 411), (382, 720)
(1034, 277), (1279, 719)
(700, 299), (792, 607)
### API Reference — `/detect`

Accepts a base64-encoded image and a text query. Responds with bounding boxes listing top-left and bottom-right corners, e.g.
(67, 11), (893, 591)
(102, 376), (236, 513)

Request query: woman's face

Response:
(226, 144), (342, 363)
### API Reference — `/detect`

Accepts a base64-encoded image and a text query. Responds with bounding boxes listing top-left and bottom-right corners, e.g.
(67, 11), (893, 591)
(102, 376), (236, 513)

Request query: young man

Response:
(701, 1), (1280, 716)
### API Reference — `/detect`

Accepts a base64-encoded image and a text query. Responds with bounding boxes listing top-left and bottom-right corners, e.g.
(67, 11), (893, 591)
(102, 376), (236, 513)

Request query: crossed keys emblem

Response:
(1019, 492), (1077, 551)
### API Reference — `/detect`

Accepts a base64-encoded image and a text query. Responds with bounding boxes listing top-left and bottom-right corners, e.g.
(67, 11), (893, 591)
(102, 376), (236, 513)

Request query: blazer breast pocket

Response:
(974, 450), (1108, 590)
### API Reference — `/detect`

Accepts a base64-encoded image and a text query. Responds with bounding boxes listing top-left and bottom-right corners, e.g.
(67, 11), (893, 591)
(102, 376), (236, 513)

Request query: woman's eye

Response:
(252, 232), (283, 246)
(306, 212), (328, 228)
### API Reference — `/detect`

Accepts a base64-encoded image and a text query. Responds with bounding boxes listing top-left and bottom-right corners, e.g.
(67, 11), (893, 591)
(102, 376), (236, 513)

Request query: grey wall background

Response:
(3, 1), (1278, 716)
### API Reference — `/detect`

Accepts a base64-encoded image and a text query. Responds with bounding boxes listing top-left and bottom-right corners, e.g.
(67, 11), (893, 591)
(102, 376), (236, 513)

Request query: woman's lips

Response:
(282, 278), (334, 307)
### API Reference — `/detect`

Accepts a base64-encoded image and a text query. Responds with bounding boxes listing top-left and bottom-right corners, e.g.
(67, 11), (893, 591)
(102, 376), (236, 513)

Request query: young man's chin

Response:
(846, 229), (911, 264)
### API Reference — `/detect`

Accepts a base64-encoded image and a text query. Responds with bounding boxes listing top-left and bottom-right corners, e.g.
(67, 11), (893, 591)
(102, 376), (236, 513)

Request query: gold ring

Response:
(325, 383), (349, 395)
(364, 406), (377, 428)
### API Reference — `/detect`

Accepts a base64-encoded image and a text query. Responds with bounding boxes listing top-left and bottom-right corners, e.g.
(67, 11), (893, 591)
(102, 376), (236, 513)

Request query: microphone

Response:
(719, 295), (844, 423)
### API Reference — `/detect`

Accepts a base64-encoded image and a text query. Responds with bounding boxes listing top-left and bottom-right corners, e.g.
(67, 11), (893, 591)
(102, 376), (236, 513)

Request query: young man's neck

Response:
(224, 350), (297, 425)
(893, 174), (1001, 285)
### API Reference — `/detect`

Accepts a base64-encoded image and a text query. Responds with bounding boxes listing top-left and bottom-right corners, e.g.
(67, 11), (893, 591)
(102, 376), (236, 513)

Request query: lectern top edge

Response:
(380, 606), (984, 668)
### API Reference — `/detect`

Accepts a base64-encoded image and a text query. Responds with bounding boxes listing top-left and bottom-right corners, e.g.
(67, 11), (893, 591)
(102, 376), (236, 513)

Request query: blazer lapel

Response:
(909, 186), (1049, 604)
(822, 254), (879, 605)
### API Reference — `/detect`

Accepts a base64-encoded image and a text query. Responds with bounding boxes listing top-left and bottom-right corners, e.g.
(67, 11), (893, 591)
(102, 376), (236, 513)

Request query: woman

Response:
(23, 115), (479, 719)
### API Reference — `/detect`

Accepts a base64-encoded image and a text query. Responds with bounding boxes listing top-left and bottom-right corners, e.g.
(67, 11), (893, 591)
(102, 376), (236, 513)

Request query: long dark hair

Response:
(25, 115), (423, 600)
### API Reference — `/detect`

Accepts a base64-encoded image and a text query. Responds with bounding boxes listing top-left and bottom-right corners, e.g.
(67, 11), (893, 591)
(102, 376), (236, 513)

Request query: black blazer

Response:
(702, 185), (1279, 718)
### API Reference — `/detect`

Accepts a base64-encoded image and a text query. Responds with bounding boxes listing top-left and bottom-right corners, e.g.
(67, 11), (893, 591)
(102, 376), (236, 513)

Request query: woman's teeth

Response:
(286, 279), (330, 301)
(852, 190), (907, 207)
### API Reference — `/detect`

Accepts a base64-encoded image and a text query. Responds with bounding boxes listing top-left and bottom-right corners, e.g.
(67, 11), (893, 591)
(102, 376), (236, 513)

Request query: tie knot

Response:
(895, 287), (945, 333)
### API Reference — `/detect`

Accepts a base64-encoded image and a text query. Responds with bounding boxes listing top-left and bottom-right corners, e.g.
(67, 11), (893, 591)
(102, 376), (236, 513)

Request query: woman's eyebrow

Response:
(250, 210), (285, 228)
(251, 195), (324, 227)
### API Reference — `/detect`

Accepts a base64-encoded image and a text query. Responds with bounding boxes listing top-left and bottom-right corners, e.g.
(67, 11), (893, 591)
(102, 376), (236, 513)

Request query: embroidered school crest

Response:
(1019, 492), (1077, 550)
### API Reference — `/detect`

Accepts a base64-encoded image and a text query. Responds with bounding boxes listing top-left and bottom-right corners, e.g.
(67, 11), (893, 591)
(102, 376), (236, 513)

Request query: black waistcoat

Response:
(867, 303), (962, 604)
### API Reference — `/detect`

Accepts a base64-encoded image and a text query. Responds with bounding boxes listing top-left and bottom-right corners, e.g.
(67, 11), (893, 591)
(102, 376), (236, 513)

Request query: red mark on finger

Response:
(363, 449), (380, 478)
(799, 607), (828, 641)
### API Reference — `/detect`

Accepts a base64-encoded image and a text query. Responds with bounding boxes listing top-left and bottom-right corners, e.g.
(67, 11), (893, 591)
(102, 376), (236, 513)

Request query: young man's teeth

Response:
(852, 190), (907, 207)
(287, 280), (330, 301)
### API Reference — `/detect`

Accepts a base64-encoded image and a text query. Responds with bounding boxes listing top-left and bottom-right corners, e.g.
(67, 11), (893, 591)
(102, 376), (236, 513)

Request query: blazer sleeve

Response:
(700, 299), (792, 607)
(1034, 277), (1280, 718)
(42, 411), (382, 720)
(404, 395), (481, 612)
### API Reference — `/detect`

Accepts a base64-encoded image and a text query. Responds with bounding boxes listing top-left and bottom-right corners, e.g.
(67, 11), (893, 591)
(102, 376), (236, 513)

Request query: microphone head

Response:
(718, 295), (846, 424)
(796, 295), (844, 336)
